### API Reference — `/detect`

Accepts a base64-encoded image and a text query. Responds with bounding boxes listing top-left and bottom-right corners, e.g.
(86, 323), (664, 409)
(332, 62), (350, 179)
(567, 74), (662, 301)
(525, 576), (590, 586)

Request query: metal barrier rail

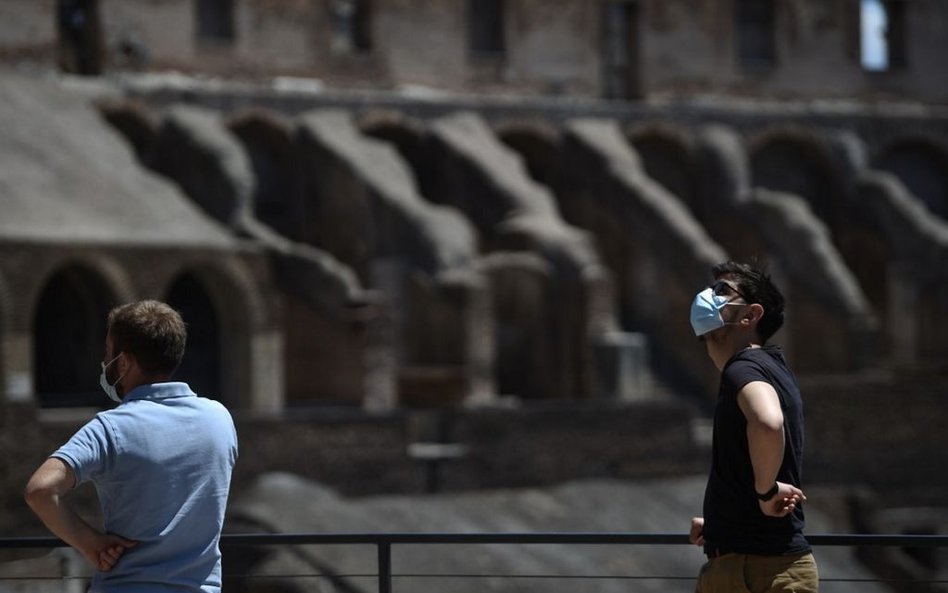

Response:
(3, 532), (948, 592)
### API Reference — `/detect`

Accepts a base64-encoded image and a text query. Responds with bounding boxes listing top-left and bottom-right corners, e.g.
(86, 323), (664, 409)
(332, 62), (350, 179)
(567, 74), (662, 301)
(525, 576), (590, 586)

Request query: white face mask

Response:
(99, 353), (127, 403)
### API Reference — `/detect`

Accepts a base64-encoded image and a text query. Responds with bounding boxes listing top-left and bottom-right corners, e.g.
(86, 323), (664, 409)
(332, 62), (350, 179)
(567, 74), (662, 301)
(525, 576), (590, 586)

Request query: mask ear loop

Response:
(105, 352), (129, 387)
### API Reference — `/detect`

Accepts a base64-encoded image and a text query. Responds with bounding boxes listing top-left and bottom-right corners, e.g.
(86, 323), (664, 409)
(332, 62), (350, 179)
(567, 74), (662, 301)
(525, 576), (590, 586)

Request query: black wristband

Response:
(756, 483), (779, 501)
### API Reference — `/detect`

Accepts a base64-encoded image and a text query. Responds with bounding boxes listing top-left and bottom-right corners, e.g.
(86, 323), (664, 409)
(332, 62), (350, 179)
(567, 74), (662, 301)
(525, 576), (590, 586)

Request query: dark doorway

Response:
(735, 0), (776, 69)
(602, 1), (642, 100)
(467, 0), (505, 57)
(167, 274), (223, 402)
(330, 0), (373, 54)
(196, 0), (235, 43)
(56, 0), (104, 75)
(34, 267), (114, 408)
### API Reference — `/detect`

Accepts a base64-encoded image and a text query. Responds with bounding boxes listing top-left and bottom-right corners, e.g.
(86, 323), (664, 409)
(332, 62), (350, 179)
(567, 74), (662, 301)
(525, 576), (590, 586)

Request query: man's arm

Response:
(737, 381), (805, 517)
(24, 457), (136, 571)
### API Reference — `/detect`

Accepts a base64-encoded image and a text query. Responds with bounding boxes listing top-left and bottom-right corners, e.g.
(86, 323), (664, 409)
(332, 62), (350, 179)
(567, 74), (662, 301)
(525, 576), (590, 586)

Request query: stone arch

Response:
(874, 136), (948, 220)
(31, 262), (125, 407)
(227, 108), (301, 239)
(163, 257), (264, 410)
(166, 272), (223, 401)
(359, 110), (435, 202)
(494, 120), (562, 192)
(749, 128), (843, 230)
(627, 123), (697, 212)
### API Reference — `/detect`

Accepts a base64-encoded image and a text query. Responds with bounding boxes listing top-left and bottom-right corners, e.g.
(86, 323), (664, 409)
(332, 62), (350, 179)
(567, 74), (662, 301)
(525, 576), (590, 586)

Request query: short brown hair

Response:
(107, 300), (187, 374)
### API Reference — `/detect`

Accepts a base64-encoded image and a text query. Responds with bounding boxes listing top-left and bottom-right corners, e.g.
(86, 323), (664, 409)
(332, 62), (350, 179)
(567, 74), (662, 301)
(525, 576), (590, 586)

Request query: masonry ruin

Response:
(1, 1), (948, 585)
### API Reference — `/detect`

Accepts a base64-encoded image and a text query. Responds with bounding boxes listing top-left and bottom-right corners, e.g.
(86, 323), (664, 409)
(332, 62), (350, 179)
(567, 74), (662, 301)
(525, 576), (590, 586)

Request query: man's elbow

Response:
(749, 416), (784, 438)
(24, 477), (59, 511)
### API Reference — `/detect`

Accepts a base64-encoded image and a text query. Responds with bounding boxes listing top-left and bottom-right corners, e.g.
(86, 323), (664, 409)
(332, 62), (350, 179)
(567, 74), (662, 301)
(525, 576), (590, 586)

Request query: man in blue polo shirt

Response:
(25, 300), (238, 592)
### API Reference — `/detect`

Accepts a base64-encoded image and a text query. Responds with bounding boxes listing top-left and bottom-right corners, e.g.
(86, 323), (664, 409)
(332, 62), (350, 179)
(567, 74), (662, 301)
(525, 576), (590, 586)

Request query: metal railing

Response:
(3, 532), (948, 591)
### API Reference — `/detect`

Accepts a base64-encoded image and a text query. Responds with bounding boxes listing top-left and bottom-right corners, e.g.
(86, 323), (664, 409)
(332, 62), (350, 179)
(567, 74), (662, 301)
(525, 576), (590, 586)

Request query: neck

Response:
(119, 373), (171, 398)
(708, 332), (762, 371)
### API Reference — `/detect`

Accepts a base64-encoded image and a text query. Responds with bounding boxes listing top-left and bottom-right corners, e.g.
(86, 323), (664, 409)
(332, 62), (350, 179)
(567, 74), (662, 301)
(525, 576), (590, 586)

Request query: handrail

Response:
(3, 532), (946, 593)
(3, 532), (948, 548)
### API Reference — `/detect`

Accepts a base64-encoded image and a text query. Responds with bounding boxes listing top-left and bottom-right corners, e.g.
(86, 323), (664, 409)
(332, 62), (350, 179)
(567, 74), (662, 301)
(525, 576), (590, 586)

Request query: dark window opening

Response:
(196, 0), (235, 43)
(468, 0), (505, 57)
(861, 0), (906, 71)
(56, 0), (104, 75)
(330, 0), (373, 54)
(34, 267), (114, 408)
(166, 274), (223, 402)
(602, 1), (642, 100)
(736, 0), (776, 69)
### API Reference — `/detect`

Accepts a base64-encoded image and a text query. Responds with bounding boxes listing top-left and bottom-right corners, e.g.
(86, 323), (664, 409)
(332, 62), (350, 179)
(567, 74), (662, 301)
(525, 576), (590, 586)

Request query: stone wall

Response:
(1, 397), (703, 539)
(4, 1), (948, 102)
(802, 371), (948, 508)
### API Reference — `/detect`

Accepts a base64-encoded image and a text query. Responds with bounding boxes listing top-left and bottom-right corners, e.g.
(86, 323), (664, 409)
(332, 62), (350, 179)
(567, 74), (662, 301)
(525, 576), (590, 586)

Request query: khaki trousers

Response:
(695, 552), (819, 593)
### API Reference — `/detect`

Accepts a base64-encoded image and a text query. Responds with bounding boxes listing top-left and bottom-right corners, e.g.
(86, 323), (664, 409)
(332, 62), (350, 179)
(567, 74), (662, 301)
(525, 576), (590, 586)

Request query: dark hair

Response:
(711, 261), (785, 343)
(107, 300), (187, 374)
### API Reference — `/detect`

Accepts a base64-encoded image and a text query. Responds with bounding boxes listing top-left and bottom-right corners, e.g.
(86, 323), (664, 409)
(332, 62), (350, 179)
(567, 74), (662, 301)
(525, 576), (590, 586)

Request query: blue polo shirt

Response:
(53, 382), (238, 593)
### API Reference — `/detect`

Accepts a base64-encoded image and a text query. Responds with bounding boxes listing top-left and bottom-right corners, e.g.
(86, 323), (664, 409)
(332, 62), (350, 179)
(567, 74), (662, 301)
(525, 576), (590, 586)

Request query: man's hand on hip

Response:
(82, 532), (138, 572)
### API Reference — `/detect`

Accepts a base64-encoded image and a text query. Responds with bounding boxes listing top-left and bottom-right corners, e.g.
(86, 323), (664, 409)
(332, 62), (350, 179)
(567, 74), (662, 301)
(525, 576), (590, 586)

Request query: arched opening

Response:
(33, 266), (115, 408)
(56, 0), (104, 75)
(228, 110), (300, 239)
(751, 135), (840, 229)
(496, 123), (561, 194)
(875, 140), (948, 220)
(629, 130), (695, 210)
(166, 273), (223, 402)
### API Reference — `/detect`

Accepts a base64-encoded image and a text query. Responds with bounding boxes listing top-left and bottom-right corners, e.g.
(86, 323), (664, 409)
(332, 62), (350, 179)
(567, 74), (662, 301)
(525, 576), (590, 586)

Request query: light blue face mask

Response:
(689, 287), (744, 337)
(99, 353), (127, 403)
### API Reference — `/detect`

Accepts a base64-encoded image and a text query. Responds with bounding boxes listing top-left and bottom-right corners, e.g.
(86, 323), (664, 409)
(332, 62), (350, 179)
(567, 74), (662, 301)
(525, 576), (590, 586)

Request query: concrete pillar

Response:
(250, 329), (285, 415)
(2, 331), (32, 404)
(888, 262), (918, 366)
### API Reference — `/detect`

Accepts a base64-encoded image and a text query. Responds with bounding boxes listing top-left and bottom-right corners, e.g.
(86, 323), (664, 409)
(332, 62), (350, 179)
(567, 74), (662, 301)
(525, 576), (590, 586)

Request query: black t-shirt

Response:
(702, 345), (811, 556)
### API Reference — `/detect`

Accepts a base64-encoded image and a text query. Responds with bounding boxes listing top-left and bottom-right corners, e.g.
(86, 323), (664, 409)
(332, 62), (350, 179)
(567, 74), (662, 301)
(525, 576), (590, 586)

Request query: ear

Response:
(745, 303), (765, 325)
(118, 351), (137, 374)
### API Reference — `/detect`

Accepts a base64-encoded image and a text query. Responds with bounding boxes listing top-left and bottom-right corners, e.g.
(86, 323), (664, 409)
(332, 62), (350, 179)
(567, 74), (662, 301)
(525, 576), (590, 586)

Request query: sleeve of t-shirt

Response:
(722, 358), (770, 396)
(51, 416), (114, 487)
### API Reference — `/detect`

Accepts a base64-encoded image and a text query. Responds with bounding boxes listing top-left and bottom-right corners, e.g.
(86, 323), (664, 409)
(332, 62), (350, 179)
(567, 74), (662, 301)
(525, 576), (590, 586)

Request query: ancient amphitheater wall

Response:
(160, 254), (278, 413)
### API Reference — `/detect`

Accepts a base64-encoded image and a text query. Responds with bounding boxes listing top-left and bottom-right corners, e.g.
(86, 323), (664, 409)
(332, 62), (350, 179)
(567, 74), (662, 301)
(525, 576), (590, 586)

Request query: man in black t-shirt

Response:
(687, 262), (819, 593)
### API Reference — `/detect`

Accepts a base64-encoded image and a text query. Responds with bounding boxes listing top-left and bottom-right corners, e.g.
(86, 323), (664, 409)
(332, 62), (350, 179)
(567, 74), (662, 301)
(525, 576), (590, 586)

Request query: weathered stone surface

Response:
(153, 105), (256, 227)
(297, 109), (478, 278)
(693, 124), (880, 370)
(228, 108), (303, 240)
(494, 119), (562, 190)
(425, 112), (616, 400)
(97, 98), (160, 164)
(749, 189), (872, 318)
(0, 75), (234, 247)
(224, 473), (887, 593)
(296, 110), (493, 405)
(428, 112), (600, 271)
(856, 172), (948, 273)
(562, 118), (724, 395)
(565, 118), (725, 281)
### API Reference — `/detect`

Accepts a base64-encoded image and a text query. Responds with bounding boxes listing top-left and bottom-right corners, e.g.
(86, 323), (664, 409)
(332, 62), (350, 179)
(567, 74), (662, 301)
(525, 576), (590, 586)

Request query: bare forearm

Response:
(25, 491), (99, 552)
(747, 422), (784, 493)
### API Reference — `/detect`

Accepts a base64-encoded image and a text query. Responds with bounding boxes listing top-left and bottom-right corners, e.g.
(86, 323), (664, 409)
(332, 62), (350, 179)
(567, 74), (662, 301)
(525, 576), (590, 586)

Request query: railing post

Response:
(378, 541), (392, 593)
